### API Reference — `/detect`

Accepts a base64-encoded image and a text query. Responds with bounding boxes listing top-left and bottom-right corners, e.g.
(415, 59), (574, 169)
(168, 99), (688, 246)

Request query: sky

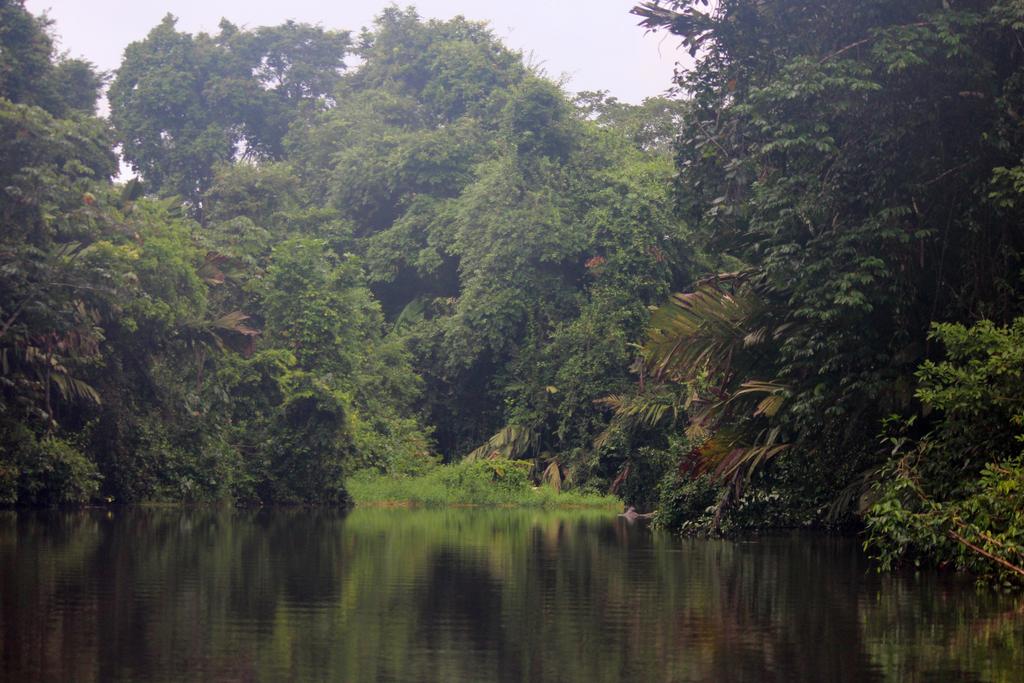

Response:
(25, 0), (687, 104)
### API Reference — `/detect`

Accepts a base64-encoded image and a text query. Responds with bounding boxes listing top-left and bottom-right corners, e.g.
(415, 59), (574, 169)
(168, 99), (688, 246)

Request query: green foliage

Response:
(262, 370), (353, 505)
(628, 0), (1024, 567)
(0, 3), (427, 506)
(281, 8), (696, 479)
(574, 91), (689, 154)
(109, 14), (348, 214)
(866, 319), (1024, 586)
(653, 470), (720, 533)
(868, 458), (1024, 587)
(0, 11), (124, 505)
(0, 419), (99, 505)
(3, 0), (1022, 597)
(0, 0), (103, 116)
(350, 7), (524, 124)
(347, 458), (621, 509)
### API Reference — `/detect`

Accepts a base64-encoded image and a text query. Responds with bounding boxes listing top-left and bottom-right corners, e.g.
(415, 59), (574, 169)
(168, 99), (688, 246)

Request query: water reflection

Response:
(1, 508), (1020, 682)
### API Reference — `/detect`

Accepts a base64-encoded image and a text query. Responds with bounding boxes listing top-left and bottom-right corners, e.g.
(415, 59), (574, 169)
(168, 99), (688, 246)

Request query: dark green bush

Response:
(0, 420), (99, 505)
(866, 320), (1024, 586)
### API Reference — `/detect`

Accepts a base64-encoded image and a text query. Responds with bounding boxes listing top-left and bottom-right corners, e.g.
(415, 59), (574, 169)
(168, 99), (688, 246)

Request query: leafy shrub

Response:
(0, 419), (99, 505)
(866, 319), (1024, 587)
(616, 446), (676, 512)
(653, 471), (720, 533)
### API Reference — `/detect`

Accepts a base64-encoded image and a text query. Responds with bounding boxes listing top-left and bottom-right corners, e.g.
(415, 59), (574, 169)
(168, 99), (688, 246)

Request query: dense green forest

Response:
(1, 0), (1022, 583)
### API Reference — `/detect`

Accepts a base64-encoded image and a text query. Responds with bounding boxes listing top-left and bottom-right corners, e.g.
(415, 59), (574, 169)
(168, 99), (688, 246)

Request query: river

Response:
(1, 508), (1021, 682)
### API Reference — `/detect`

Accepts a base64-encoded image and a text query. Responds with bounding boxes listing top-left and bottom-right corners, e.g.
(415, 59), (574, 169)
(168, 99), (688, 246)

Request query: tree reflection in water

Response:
(1, 508), (1021, 682)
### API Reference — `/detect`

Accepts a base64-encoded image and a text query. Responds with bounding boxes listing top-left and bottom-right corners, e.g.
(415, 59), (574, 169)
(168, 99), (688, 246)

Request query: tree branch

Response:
(948, 528), (1024, 579)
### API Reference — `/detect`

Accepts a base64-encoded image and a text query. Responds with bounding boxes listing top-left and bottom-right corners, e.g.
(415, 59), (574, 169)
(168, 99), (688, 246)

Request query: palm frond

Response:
(465, 424), (537, 461)
(393, 298), (427, 332)
(184, 311), (260, 355)
(198, 251), (229, 285)
(642, 275), (762, 382)
(730, 380), (790, 418)
(712, 427), (790, 483)
(827, 466), (884, 522)
(631, 2), (715, 57)
(50, 372), (101, 405)
(210, 311), (259, 337)
(541, 460), (563, 492)
(594, 386), (683, 449)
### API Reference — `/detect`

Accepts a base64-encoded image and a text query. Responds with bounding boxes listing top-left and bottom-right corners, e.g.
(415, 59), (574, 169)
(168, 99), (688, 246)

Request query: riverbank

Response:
(347, 460), (621, 510)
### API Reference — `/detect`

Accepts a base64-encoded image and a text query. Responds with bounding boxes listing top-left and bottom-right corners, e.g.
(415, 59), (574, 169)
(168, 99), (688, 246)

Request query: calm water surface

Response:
(1, 508), (1021, 682)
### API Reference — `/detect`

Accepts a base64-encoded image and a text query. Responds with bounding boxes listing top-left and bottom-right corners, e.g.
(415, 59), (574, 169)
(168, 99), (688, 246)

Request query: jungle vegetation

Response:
(1, 0), (1022, 583)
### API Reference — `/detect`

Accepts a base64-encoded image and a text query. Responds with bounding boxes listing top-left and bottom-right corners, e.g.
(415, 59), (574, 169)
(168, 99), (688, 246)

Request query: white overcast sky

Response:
(25, 0), (686, 104)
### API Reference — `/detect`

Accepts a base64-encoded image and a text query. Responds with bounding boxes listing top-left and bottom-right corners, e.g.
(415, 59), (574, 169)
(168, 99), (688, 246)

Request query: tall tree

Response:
(0, 0), (103, 116)
(630, 0), (1024, 528)
(109, 15), (348, 218)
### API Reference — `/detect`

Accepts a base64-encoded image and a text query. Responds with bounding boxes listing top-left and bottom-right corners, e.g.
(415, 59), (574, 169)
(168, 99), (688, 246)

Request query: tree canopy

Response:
(630, 0), (1024, 582)
(1, 3), (690, 511)
(3, 0), (1023, 583)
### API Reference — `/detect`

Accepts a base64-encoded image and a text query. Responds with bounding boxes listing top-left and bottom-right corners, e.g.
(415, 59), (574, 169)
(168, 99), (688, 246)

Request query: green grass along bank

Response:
(347, 459), (622, 510)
